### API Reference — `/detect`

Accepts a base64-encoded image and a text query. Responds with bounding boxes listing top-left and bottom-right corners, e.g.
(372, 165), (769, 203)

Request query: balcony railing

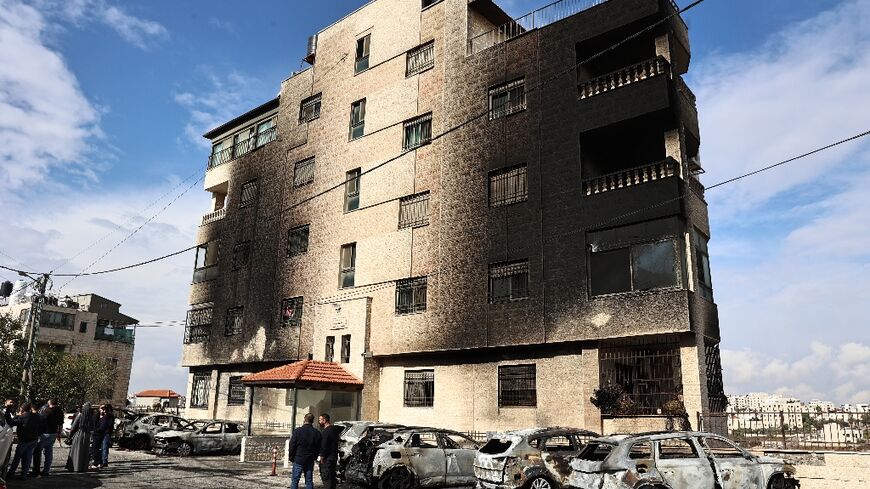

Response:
(95, 324), (135, 344)
(468, 0), (609, 55)
(192, 265), (219, 284)
(583, 157), (677, 196)
(184, 324), (211, 344)
(207, 126), (278, 170)
(579, 56), (669, 99)
(201, 207), (226, 225)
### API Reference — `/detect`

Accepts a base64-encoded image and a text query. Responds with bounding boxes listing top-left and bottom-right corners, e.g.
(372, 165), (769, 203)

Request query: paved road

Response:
(5, 446), (324, 489)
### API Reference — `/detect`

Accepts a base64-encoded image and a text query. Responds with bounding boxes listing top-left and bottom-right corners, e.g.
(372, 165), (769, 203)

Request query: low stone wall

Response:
(756, 450), (870, 489)
(240, 436), (291, 467)
(602, 415), (674, 435)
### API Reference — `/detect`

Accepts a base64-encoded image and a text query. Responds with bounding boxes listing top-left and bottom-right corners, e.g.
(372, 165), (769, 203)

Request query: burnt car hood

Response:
(154, 430), (192, 440)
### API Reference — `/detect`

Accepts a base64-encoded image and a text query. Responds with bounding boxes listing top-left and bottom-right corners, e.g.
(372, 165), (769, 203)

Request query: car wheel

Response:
(529, 477), (554, 489)
(378, 467), (414, 489)
(178, 442), (193, 457)
(133, 436), (151, 451)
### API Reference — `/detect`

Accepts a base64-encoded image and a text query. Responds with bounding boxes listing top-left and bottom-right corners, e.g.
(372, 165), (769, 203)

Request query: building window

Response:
(404, 370), (434, 407)
(339, 243), (356, 288)
(396, 277), (427, 315)
(184, 304), (213, 344)
(255, 118), (276, 147)
(398, 192), (430, 229)
(287, 225), (310, 258)
(224, 306), (243, 336)
(344, 168), (361, 212)
(280, 297), (303, 328)
(299, 93), (322, 123)
(227, 376), (245, 406)
(705, 342), (726, 413)
(239, 179), (258, 208)
(489, 164), (527, 207)
(499, 364), (536, 407)
(294, 157), (315, 188)
(406, 41), (434, 76)
(193, 241), (220, 283)
(190, 372), (211, 409)
(589, 239), (679, 297)
(332, 392), (353, 408)
(692, 229), (713, 300)
(489, 260), (529, 303)
(355, 34), (370, 73)
(489, 78), (526, 119)
(599, 342), (681, 415)
(403, 113), (432, 151)
(209, 139), (232, 168)
(41, 311), (75, 331)
(340, 334), (351, 363)
(232, 241), (251, 270)
(422, 0), (441, 8)
(325, 336), (335, 362)
(349, 99), (366, 140)
(79, 321), (88, 333)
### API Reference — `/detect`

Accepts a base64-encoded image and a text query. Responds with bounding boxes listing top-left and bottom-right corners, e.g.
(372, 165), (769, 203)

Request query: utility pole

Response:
(19, 273), (50, 403)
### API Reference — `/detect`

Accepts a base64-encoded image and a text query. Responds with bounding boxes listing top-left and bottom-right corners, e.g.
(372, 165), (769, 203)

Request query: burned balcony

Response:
(578, 56), (670, 100)
(584, 158), (677, 196)
(207, 125), (277, 170)
(184, 305), (212, 344)
(201, 207), (226, 225)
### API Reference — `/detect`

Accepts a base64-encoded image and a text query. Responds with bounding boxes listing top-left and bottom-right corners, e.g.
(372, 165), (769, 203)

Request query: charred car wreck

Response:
(567, 432), (799, 489)
(475, 428), (599, 489)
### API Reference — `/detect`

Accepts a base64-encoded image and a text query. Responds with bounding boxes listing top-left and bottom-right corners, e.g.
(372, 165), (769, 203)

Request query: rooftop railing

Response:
(583, 157), (677, 196)
(207, 126), (277, 170)
(579, 56), (669, 99)
(201, 207), (226, 225)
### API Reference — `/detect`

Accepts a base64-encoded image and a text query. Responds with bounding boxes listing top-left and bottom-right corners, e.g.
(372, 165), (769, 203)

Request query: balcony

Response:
(579, 56), (670, 100)
(207, 126), (277, 170)
(201, 207), (226, 225)
(94, 324), (135, 345)
(184, 324), (210, 344)
(583, 157), (677, 196)
(192, 265), (219, 284)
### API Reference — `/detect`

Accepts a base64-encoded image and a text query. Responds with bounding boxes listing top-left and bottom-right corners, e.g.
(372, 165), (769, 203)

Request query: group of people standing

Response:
(65, 402), (116, 472)
(288, 412), (342, 489)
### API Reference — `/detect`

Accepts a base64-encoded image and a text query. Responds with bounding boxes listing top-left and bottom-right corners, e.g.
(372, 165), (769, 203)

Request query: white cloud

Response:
(99, 5), (168, 49)
(129, 356), (187, 396)
(34, 0), (168, 49)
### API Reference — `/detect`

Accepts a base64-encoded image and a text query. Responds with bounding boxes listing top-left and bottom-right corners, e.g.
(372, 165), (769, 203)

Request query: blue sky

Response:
(1, 0), (868, 404)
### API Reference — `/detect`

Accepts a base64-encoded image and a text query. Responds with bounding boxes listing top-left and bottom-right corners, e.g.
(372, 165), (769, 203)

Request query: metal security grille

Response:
(340, 334), (351, 363)
(325, 336), (335, 362)
(232, 241), (250, 270)
(398, 192), (430, 229)
(280, 297), (303, 328)
(184, 304), (212, 344)
(239, 180), (258, 208)
(599, 343), (682, 415)
(190, 372), (211, 408)
(489, 260), (529, 303)
(489, 164), (527, 207)
(294, 157), (315, 187)
(224, 307), (244, 336)
(395, 277), (427, 314)
(406, 41), (434, 76)
(299, 93), (322, 123)
(404, 370), (434, 407)
(403, 113), (432, 150)
(705, 343), (727, 413)
(489, 78), (526, 119)
(227, 376), (245, 405)
(287, 225), (310, 257)
(499, 364), (536, 407)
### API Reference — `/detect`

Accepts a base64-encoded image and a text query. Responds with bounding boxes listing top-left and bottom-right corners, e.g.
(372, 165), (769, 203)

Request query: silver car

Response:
(567, 432), (799, 489)
(152, 420), (245, 456)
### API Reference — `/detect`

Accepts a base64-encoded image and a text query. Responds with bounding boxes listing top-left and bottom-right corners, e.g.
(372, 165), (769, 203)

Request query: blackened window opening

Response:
(404, 370), (434, 407)
(499, 364), (536, 407)
(280, 297), (303, 328)
(232, 241), (250, 270)
(224, 306), (243, 336)
(589, 239), (678, 296)
(705, 343), (726, 413)
(184, 304), (212, 344)
(227, 376), (245, 405)
(599, 343), (682, 415)
(287, 225), (310, 257)
(396, 277), (427, 314)
(489, 260), (529, 303)
(190, 372), (211, 408)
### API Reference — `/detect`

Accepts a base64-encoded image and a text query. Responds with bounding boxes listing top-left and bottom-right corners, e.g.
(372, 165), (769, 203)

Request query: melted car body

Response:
(119, 413), (190, 450)
(152, 420), (245, 456)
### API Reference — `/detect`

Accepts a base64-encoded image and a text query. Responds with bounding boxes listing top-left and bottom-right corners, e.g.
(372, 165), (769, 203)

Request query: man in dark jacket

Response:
(7, 402), (41, 480)
(288, 413), (322, 489)
(32, 399), (64, 476)
(318, 413), (342, 489)
(91, 404), (115, 469)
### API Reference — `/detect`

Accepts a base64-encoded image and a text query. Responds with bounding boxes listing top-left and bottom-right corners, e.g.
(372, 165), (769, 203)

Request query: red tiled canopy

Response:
(241, 360), (363, 391)
(135, 389), (181, 398)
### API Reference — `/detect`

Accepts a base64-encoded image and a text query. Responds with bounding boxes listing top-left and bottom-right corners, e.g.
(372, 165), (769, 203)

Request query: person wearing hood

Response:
(65, 403), (95, 472)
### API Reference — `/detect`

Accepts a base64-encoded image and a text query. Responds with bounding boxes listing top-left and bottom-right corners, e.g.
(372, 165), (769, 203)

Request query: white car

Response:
(0, 413), (14, 477)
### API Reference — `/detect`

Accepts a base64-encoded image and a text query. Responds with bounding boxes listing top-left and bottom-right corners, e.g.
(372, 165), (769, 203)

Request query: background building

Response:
(133, 389), (182, 410)
(182, 0), (722, 433)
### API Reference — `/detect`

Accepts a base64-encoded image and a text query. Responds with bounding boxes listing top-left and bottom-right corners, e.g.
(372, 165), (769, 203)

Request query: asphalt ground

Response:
(4, 445), (329, 489)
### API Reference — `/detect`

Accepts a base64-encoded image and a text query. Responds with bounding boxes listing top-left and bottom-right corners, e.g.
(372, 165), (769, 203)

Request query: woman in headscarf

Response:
(65, 403), (95, 472)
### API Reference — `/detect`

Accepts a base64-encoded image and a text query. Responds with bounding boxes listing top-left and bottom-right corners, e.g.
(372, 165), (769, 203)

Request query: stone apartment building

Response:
(182, 0), (724, 433)
(1, 290), (137, 407)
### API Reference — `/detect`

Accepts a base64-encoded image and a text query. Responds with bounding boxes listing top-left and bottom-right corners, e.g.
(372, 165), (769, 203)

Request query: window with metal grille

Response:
(489, 78), (526, 119)
(599, 342), (682, 415)
(344, 168), (360, 211)
(227, 376), (245, 405)
(184, 304), (212, 344)
(355, 35), (370, 73)
(589, 239), (679, 297)
(239, 180), (258, 208)
(255, 118), (275, 148)
(280, 297), (303, 328)
(349, 99), (365, 139)
(692, 229), (713, 301)
(339, 243), (356, 288)
(299, 93), (322, 123)
(287, 225), (309, 258)
(325, 336), (335, 362)
(396, 277), (427, 314)
(403, 113), (432, 151)
(705, 343), (726, 413)
(489, 260), (529, 303)
(398, 192), (429, 229)
(498, 364), (536, 407)
(224, 306), (243, 336)
(489, 164), (527, 207)
(404, 370), (434, 407)
(294, 157), (315, 188)
(340, 334), (351, 363)
(232, 241), (250, 270)
(406, 41), (434, 76)
(190, 372), (211, 408)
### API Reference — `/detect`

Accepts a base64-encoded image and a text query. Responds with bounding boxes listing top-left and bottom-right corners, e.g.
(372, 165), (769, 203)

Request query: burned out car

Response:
(152, 420), (245, 456)
(567, 432), (799, 489)
(475, 428), (599, 489)
(338, 422), (407, 477)
(119, 413), (190, 450)
(345, 428), (480, 488)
